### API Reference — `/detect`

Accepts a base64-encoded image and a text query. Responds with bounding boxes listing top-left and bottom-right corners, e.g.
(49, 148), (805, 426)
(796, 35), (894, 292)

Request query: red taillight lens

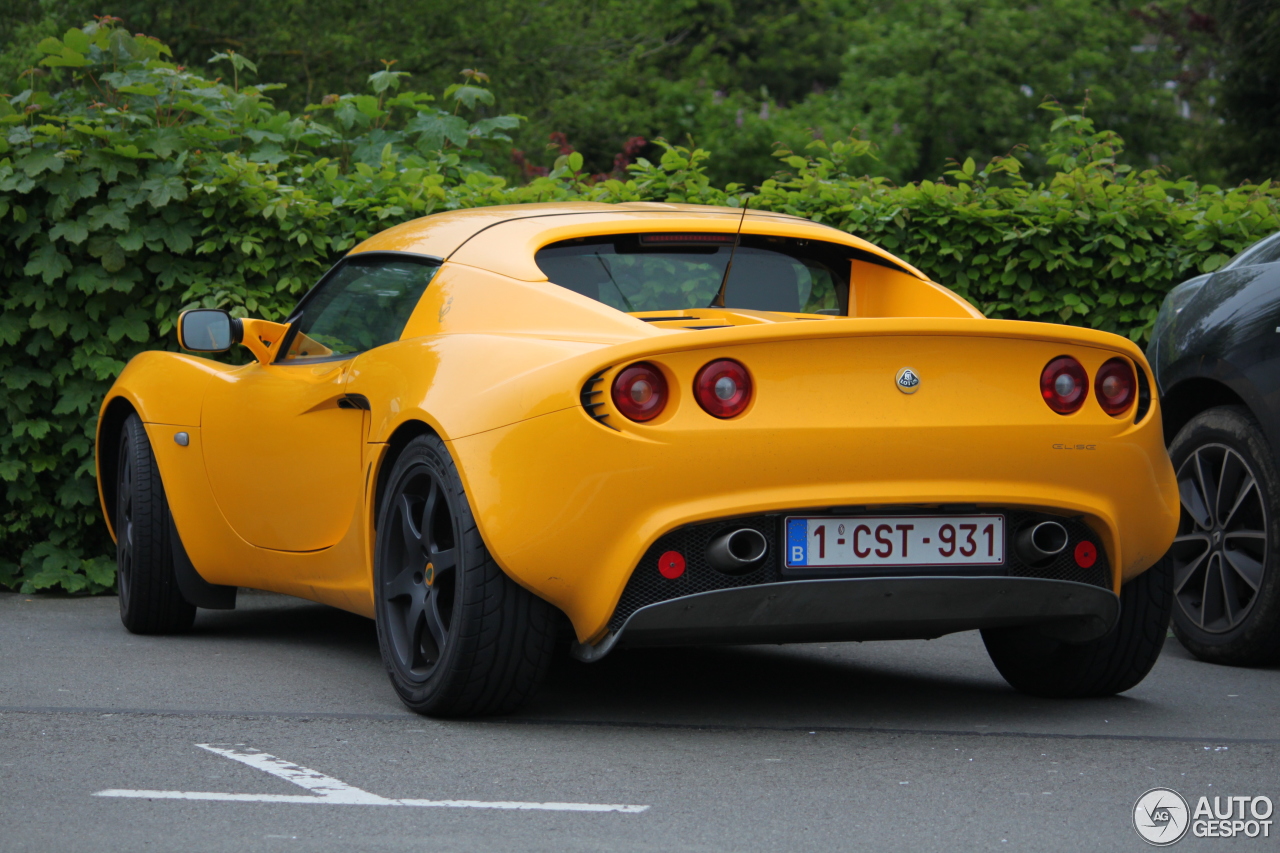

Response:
(1040, 356), (1088, 414)
(694, 359), (752, 418)
(611, 362), (668, 422)
(1095, 357), (1136, 416)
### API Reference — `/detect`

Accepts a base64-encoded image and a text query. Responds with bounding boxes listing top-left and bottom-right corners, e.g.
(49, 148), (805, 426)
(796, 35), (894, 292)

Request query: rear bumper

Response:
(571, 576), (1120, 661)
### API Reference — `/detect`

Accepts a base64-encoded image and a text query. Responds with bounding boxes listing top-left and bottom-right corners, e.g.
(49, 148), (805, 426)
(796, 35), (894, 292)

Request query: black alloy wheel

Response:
(1168, 407), (1280, 665)
(1170, 443), (1268, 633)
(378, 462), (460, 681)
(372, 433), (560, 716)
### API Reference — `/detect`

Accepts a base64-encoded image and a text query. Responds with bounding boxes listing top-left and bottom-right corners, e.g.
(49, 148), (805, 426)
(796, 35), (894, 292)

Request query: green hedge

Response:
(3, 20), (1279, 594)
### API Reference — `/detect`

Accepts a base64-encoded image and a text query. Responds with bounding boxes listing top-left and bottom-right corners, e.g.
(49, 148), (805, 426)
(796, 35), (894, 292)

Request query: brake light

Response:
(694, 359), (752, 418)
(639, 233), (735, 245)
(611, 362), (668, 422)
(1095, 357), (1136, 416)
(1040, 356), (1088, 414)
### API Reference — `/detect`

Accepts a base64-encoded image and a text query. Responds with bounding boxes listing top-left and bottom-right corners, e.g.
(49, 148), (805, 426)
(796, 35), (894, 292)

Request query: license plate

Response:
(784, 515), (1005, 570)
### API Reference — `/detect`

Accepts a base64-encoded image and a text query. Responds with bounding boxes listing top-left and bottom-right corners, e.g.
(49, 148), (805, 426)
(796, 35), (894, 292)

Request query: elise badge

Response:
(895, 367), (921, 394)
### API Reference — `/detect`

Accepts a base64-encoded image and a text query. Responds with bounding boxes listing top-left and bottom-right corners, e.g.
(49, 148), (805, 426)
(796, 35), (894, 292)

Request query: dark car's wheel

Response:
(116, 413), (196, 634)
(1167, 406), (1280, 665)
(374, 433), (558, 717)
(981, 559), (1172, 697)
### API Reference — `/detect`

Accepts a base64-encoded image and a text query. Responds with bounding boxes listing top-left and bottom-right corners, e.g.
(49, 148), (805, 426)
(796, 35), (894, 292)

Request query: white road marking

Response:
(196, 744), (386, 804)
(93, 744), (649, 814)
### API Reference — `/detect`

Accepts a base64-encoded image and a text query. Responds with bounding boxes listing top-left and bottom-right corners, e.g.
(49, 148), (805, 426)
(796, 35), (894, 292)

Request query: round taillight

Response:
(694, 359), (752, 418)
(1095, 357), (1136, 416)
(611, 362), (668, 422)
(1040, 356), (1088, 414)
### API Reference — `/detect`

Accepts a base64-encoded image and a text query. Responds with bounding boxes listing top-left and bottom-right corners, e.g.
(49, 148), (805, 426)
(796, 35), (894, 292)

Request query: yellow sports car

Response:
(96, 202), (1180, 716)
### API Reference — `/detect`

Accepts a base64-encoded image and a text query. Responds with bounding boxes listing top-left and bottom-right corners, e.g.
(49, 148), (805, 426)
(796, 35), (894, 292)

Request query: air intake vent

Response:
(580, 369), (617, 430)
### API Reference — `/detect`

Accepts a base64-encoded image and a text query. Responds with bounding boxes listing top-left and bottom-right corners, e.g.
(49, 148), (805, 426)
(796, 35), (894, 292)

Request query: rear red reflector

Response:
(658, 551), (686, 579)
(1074, 541), (1097, 568)
(1040, 356), (1088, 415)
(694, 359), (753, 418)
(1095, 357), (1136, 416)
(639, 233), (735, 245)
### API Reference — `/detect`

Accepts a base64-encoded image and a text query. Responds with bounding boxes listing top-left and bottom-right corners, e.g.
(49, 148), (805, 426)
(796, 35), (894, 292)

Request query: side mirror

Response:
(177, 309), (242, 353)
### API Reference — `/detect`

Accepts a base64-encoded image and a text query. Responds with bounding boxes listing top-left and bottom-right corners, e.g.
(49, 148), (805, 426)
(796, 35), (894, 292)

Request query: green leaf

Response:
(62, 27), (91, 54)
(141, 174), (188, 208)
(107, 310), (150, 343)
(470, 116), (521, 138)
(406, 113), (469, 149)
(444, 84), (495, 110)
(110, 144), (158, 160)
(49, 219), (89, 245)
(118, 83), (164, 97)
(18, 150), (64, 176)
(367, 69), (407, 94)
(0, 313), (23, 346)
(39, 40), (88, 68)
(23, 241), (72, 283)
(117, 230), (145, 251)
(52, 383), (95, 415)
(87, 204), (130, 231)
(1201, 253), (1230, 273)
(82, 557), (116, 589)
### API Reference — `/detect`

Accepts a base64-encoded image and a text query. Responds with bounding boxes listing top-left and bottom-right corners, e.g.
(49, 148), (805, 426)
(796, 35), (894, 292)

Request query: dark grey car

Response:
(1147, 232), (1280, 665)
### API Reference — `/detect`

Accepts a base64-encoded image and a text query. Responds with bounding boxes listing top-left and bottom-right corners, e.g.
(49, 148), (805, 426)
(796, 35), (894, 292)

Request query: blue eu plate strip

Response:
(786, 518), (808, 566)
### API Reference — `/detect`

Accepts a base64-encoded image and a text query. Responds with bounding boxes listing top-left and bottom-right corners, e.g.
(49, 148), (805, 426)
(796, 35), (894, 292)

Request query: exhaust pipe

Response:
(1016, 521), (1069, 564)
(706, 528), (768, 574)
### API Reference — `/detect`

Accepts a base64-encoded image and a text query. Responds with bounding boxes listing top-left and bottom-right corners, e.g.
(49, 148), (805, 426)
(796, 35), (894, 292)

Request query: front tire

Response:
(116, 414), (196, 634)
(1167, 406), (1280, 665)
(373, 434), (558, 717)
(982, 560), (1172, 697)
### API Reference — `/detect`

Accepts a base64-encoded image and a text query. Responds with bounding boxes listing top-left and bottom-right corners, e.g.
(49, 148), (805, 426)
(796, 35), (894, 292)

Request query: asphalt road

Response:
(2, 590), (1278, 852)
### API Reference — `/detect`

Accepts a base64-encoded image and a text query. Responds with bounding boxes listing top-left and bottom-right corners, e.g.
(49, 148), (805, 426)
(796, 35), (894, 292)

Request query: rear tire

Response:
(116, 414), (196, 634)
(982, 559), (1172, 697)
(1167, 406), (1280, 665)
(374, 434), (558, 717)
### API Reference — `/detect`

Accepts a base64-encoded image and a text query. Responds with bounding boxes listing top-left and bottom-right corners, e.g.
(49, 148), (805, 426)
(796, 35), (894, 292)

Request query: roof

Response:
(350, 202), (928, 281)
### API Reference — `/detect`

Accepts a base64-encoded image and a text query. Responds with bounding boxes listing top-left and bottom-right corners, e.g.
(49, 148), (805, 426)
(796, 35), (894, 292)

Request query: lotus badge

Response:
(896, 367), (920, 394)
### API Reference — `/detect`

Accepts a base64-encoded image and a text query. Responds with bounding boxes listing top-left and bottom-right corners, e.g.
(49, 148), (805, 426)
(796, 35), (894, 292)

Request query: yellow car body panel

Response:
(96, 202), (1179, 646)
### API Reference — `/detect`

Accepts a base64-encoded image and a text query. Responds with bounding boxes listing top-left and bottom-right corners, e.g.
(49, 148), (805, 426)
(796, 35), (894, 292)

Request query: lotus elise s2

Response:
(96, 202), (1180, 715)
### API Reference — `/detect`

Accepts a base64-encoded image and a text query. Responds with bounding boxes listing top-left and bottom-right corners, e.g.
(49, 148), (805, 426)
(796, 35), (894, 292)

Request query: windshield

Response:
(535, 233), (853, 314)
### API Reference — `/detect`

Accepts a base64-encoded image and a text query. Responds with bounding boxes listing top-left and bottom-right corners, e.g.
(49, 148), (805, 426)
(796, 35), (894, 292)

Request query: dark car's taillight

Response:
(694, 359), (752, 418)
(1040, 356), (1088, 414)
(611, 362), (668, 422)
(1095, 357), (1136, 416)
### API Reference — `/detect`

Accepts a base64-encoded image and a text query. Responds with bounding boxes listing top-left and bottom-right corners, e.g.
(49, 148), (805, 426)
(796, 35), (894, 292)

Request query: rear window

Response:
(535, 233), (855, 314)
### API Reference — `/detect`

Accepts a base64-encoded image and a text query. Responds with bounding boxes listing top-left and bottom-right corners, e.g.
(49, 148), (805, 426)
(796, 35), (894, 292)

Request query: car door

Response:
(200, 253), (440, 552)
